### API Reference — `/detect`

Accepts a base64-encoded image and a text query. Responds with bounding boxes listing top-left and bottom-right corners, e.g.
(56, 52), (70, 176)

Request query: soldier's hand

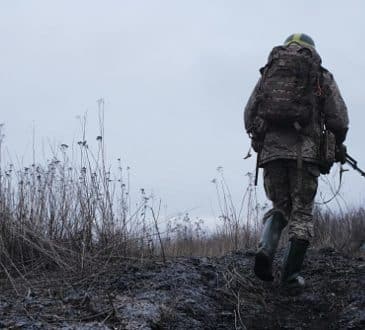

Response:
(335, 144), (347, 164)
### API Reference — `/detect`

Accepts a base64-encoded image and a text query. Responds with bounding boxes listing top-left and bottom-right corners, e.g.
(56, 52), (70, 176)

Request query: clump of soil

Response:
(0, 248), (363, 329)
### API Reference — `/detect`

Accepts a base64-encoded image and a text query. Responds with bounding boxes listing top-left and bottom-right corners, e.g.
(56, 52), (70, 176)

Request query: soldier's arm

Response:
(322, 70), (349, 144)
(244, 79), (262, 133)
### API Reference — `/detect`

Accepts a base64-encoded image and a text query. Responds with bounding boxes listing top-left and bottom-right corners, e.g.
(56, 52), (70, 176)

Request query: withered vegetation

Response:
(0, 118), (363, 329)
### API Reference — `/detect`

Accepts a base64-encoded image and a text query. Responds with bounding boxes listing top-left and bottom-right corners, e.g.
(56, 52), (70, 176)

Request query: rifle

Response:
(345, 153), (365, 177)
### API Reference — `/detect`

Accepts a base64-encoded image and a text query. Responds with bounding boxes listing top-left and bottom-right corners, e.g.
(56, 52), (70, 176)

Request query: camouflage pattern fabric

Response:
(244, 43), (349, 242)
(244, 43), (349, 167)
(263, 160), (320, 241)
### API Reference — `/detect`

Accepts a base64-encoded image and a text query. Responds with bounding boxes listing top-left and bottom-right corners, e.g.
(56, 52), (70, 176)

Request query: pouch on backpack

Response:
(319, 129), (336, 174)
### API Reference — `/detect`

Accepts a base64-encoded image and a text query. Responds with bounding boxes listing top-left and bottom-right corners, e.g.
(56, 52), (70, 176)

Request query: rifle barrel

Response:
(345, 153), (356, 163)
(345, 153), (365, 177)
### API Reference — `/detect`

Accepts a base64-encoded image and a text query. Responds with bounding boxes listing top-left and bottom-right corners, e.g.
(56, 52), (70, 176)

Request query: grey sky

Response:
(1, 1), (364, 220)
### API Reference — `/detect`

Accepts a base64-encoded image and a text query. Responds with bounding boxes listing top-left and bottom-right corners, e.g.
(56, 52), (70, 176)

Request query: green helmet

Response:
(284, 33), (315, 48)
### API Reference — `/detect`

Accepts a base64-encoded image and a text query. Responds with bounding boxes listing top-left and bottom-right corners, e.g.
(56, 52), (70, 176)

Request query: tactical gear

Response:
(249, 116), (266, 153)
(257, 43), (322, 129)
(254, 211), (287, 281)
(284, 33), (315, 48)
(244, 64), (349, 168)
(335, 144), (347, 164)
(281, 238), (309, 290)
(319, 128), (336, 174)
(245, 38), (349, 294)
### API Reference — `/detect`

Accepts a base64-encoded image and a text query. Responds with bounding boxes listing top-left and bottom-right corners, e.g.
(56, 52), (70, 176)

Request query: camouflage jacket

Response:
(244, 46), (349, 167)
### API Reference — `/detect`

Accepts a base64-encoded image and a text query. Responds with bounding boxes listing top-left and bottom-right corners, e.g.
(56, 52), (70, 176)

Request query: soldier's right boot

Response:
(281, 238), (309, 293)
(254, 211), (287, 281)
(281, 238), (309, 295)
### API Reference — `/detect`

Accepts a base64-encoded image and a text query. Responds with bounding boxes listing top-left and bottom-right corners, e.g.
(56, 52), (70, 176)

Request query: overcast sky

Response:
(1, 1), (364, 221)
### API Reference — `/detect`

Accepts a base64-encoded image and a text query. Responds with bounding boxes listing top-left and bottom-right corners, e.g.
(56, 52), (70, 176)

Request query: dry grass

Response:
(0, 113), (364, 286)
(312, 206), (365, 253)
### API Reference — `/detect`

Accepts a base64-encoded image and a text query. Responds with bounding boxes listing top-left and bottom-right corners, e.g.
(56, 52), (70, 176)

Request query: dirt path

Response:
(0, 248), (363, 329)
(224, 248), (365, 329)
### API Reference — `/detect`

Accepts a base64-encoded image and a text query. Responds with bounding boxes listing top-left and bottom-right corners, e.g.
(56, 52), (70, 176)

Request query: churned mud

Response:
(0, 248), (364, 329)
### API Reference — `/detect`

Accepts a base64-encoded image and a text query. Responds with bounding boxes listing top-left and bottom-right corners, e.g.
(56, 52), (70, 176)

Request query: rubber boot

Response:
(281, 238), (309, 293)
(254, 212), (287, 281)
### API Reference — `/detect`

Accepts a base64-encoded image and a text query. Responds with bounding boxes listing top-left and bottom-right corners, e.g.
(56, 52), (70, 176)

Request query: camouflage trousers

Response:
(263, 160), (320, 241)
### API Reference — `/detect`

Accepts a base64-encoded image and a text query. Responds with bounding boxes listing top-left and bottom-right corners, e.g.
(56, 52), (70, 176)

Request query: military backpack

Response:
(257, 44), (322, 128)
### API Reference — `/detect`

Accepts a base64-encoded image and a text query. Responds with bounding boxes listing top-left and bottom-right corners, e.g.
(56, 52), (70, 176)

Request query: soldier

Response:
(244, 33), (349, 290)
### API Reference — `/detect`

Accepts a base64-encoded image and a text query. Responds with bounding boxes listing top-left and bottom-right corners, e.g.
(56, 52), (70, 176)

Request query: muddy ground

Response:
(0, 247), (364, 329)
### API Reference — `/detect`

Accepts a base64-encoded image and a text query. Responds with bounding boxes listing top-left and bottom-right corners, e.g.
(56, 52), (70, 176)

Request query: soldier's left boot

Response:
(254, 211), (287, 281)
(281, 238), (309, 292)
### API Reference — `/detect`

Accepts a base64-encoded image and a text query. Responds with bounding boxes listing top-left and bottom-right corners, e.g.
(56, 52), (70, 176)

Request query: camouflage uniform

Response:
(263, 160), (319, 240)
(244, 44), (349, 241)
